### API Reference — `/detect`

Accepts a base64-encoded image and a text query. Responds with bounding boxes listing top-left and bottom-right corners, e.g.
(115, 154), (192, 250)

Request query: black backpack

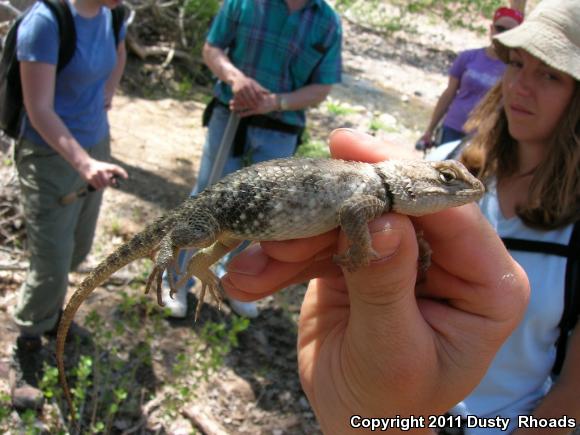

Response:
(0, 0), (126, 138)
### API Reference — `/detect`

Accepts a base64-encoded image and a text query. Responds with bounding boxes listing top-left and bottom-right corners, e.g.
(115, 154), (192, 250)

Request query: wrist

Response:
(277, 94), (289, 111)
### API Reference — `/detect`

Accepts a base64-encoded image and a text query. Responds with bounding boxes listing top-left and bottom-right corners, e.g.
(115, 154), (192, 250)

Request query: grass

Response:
(0, 275), (250, 434)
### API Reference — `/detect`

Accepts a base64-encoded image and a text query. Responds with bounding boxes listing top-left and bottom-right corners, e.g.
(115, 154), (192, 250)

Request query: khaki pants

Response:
(12, 137), (110, 336)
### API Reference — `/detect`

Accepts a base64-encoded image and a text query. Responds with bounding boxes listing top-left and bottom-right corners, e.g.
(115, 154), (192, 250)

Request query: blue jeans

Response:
(165, 105), (299, 289)
(439, 125), (466, 146)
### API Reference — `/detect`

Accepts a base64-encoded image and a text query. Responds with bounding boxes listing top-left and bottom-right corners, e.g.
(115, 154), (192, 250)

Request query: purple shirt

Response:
(444, 48), (505, 132)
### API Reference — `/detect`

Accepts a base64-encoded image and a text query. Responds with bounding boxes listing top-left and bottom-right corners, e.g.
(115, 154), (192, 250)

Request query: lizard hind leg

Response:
(175, 237), (243, 321)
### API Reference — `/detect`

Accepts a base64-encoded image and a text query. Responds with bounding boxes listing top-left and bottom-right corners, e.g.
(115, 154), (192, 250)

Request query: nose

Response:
(510, 68), (533, 96)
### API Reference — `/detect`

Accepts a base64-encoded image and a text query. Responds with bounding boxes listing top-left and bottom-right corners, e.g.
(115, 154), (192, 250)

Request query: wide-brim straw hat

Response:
(493, 0), (580, 81)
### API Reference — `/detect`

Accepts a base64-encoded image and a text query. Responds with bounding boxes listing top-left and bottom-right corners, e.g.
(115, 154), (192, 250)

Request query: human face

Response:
(502, 49), (576, 146)
(102, 0), (123, 9)
(490, 17), (519, 38)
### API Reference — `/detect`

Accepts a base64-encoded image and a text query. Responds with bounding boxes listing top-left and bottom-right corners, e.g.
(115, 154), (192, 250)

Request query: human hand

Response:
(229, 73), (268, 111)
(78, 158), (128, 190)
(230, 92), (279, 117)
(222, 129), (529, 433)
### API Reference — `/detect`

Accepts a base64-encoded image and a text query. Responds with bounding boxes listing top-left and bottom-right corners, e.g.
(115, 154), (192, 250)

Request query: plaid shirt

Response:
(207, 0), (342, 127)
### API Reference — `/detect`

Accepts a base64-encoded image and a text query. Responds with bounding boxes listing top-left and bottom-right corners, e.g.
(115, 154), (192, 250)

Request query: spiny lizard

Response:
(56, 157), (484, 422)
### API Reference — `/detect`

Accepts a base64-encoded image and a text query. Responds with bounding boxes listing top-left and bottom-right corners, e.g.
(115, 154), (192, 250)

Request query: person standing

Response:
(10, 0), (128, 411)
(418, 6), (523, 149)
(162, 0), (342, 319)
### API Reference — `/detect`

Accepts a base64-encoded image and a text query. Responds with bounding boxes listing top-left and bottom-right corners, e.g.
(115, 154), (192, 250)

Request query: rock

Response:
(217, 375), (256, 402)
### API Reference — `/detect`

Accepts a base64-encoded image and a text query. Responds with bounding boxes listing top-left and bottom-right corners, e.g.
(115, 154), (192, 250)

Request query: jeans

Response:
(439, 125), (466, 146)
(165, 104), (299, 289)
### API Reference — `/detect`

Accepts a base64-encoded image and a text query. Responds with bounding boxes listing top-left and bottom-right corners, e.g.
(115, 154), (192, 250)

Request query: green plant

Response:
(0, 392), (11, 429)
(295, 139), (329, 158)
(325, 99), (357, 116)
(200, 315), (250, 371)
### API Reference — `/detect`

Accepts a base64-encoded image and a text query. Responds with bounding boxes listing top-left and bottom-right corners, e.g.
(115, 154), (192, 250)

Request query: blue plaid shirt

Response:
(207, 0), (342, 127)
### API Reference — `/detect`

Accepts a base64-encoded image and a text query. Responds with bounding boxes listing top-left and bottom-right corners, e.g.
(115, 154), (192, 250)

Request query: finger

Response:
(329, 128), (415, 162)
(260, 229), (338, 263)
(222, 245), (341, 300)
(243, 86), (261, 108)
(110, 165), (128, 180)
(414, 204), (528, 320)
(339, 213), (419, 307)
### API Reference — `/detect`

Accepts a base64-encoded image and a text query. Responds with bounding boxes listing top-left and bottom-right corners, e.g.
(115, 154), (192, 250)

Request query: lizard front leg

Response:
(176, 236), (243, 320)
(334, 195), (387, 272)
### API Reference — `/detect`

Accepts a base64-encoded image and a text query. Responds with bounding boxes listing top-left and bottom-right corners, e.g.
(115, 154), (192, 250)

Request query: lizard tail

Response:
(56, 215), (175, 426)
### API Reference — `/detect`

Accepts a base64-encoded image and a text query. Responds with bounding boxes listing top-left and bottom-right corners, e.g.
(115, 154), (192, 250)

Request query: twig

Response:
(0, 0), (21, 17)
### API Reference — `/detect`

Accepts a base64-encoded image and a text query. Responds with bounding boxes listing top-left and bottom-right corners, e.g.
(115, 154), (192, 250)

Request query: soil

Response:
(0, 12), (488, 435)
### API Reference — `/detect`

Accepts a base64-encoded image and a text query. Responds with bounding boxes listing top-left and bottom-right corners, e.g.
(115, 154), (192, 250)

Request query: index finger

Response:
(329, 128), (416, 162)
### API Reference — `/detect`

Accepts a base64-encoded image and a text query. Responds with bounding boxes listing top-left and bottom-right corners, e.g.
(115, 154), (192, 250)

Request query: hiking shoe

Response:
(228, 298), (259, 319)
(9, 336), (45, 411)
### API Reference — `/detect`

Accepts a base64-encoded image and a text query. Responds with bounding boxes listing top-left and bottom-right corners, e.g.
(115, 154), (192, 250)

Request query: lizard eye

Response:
(439, 169), (457, 184)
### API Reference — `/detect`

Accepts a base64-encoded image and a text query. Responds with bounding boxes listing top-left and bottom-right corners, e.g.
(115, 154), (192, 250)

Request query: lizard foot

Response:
(194, 274), (222, 321)
(333, 247), (380, 272)
(145, 266), (166, 307)
(416, 231), (432, 283)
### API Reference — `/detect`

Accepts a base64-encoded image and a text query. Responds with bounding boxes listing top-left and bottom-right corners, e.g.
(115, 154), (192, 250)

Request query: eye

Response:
(439, 169), (457, 184)
(508, 60), (523, 69)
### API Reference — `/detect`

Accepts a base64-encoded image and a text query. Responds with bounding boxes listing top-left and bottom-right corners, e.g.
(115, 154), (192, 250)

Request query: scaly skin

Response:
(56, 157), (484, 423)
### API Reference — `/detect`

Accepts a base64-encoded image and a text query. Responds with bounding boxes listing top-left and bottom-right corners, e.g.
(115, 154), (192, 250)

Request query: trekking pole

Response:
(207, 112), (240, 186)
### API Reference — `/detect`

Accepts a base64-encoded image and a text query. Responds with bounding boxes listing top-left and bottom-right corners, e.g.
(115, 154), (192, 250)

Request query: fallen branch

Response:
(125, 33), (200, 66)
(183, 405), (230, 435)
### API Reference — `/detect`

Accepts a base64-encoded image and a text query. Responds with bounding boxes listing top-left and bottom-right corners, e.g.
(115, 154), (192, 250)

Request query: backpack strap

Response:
(502, 221), (580, 375)
(111, 5), (127, 47)
(553, 221), (580, 375)
(41, 0), (76, 72)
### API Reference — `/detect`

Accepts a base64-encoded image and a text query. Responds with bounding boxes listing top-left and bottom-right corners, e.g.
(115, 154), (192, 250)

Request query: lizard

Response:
(55, 156), (484, 423)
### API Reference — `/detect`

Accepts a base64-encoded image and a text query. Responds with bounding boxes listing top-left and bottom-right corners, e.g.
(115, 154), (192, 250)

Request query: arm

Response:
(104, 41), (127, 110)
(512, 328), (580, 434)
(421, 76), (459, 142)
(20, 61), (128, 189)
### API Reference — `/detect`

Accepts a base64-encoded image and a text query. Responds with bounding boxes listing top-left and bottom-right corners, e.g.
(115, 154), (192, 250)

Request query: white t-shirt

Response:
(428, 143), (574, 434)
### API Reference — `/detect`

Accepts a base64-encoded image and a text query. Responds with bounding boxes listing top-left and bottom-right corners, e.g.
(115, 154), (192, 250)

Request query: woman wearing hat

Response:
(417, 6), (523, 149)
(442, 0), (580, 432)
(219, 0), (579, 432)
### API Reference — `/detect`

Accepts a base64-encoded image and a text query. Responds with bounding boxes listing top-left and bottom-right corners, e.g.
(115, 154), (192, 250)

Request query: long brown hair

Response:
(461, 81), (580, 230)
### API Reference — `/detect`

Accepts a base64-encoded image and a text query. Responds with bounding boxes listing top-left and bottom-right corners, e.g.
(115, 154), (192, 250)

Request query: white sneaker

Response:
(228, 298), (259, 318)
(161, 278), (188, 319)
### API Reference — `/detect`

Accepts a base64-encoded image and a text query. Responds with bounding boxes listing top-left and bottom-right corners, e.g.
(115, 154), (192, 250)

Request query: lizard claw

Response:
(145, 266), (167, 307)
(193, 274), (222, 322)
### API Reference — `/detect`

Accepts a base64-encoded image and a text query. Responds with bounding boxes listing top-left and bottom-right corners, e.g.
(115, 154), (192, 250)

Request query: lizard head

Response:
(375, 159), (485, 216)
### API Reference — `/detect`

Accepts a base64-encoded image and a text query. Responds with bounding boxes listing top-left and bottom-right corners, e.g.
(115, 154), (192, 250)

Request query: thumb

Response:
(338, 213), (426, 356)
(339, 213), (419, 308)
(336, 213), (435, 405)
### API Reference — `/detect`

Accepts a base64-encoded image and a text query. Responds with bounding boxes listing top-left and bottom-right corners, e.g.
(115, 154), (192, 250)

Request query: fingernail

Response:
(370, 227), (402, 260)
(329, 128), (375, 142)
(226, 245), (268, 276)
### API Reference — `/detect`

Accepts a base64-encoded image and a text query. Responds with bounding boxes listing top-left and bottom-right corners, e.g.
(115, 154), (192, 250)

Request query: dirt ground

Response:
(0, 12), (489, 435)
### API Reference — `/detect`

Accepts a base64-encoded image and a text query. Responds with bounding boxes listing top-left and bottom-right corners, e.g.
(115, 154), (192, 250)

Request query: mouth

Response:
(509, 103), (534, 116)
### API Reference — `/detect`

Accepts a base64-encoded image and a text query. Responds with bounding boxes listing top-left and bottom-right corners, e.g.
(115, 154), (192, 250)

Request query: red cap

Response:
(493, 7), (524, 24)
